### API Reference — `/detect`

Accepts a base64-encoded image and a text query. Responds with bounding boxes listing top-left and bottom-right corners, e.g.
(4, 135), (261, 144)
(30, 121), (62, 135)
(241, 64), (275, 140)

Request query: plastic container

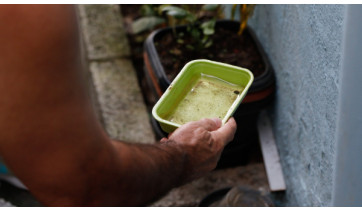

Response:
(152, 59), (254, 133)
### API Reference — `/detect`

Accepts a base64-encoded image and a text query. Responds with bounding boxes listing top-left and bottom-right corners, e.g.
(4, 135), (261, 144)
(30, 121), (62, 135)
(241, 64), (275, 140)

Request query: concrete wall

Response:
(246, 5), (345, 206)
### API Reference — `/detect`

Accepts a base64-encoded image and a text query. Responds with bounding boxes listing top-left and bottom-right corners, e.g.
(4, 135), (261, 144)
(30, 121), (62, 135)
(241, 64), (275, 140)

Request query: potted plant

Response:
(138, 5), (275, 168)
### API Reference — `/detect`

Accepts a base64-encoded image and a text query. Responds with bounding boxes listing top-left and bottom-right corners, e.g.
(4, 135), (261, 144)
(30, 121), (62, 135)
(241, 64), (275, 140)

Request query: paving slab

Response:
(77, 5), (130, 60)
(90, 59), (155, 143)
(77, 4), (156, 144)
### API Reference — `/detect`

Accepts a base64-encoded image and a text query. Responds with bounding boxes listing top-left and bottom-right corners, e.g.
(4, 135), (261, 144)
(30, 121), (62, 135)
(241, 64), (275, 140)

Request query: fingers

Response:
(211, 117), (237, 145)
(160, 137), (168, 143)
(193, 118), (222, 131)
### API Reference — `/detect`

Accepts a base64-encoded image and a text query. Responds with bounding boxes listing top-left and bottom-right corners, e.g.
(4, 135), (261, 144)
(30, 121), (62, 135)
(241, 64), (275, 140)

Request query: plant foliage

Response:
(161, 4), (222, 51)
(130, 4), (224, 51)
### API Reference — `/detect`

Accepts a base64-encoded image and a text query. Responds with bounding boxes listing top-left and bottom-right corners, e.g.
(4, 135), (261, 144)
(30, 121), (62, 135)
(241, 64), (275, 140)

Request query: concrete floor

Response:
(151, 163), (269, 206)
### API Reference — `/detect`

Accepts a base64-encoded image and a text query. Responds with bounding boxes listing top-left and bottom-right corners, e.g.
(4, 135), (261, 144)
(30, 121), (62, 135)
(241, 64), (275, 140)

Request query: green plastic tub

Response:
(152, 59), (254, 133)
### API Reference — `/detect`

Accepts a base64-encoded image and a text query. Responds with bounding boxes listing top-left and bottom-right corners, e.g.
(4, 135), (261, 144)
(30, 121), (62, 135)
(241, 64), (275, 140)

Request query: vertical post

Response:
(333, 5), (362, 206)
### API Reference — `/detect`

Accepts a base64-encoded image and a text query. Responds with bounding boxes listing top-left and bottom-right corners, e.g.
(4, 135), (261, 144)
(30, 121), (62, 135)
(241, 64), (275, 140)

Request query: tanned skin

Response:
(0, 5), (237, 206)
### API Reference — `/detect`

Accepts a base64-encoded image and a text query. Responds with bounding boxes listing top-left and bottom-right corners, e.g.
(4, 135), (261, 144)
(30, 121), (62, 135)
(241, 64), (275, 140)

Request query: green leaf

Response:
(161, 6), (188, 19)
(201, 36), (208, 43)
(186, 44), (194, 50)
(185, 15), (197, 23)
(177, 38), (184, 44)
(131, 16), (165, 34)
(158, 4), (171, 15)
(200, 20), (216, 35)
(190, 28), (201, 40)
(204, 40), (213, 48)
(202, 4), (219, 11)
(203, 27), (214, 35)
(140, 4), (156, 16)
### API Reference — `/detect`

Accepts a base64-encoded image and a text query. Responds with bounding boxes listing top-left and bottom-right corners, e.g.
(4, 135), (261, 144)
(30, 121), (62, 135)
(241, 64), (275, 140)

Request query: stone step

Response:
(77, 4), (156, 144)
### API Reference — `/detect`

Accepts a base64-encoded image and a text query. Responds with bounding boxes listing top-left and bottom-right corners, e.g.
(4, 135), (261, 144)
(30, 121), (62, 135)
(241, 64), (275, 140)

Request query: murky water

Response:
(166, 74), (244, 125)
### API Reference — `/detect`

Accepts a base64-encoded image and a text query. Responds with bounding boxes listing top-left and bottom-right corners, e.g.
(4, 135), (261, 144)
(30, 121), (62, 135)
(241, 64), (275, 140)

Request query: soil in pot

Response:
(155, 26), (265, 82)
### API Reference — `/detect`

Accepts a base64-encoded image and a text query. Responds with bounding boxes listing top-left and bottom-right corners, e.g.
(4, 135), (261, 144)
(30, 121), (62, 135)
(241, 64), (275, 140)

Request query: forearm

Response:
(104, 140), (185, 206)
(20, 137), (186, 206)
(0, 5), (187, 206)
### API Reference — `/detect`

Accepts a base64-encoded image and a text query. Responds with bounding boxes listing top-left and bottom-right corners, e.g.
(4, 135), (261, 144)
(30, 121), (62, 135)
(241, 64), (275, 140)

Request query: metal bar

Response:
(257, 110), (286, 192)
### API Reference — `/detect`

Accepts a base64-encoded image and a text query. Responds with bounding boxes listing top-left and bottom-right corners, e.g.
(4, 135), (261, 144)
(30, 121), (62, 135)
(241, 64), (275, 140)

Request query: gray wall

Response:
(246, 5), (345, 206)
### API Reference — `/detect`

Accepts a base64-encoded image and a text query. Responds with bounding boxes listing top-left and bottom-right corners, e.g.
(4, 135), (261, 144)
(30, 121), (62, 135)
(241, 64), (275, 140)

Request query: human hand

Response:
(161, 117), (237, 183)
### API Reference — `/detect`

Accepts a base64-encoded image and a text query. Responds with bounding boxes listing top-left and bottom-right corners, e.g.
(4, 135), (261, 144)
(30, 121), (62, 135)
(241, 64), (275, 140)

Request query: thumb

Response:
(211, 117), (237, 145)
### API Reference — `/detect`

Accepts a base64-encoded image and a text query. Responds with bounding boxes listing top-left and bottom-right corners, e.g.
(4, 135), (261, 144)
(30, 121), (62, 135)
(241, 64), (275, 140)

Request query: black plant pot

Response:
(143, 20), (275, 168)
(144, 20), (275, 102)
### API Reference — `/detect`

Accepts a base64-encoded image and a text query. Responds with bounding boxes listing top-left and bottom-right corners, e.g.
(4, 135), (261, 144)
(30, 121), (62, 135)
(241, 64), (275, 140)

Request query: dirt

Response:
(156, 26), (265, 82)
